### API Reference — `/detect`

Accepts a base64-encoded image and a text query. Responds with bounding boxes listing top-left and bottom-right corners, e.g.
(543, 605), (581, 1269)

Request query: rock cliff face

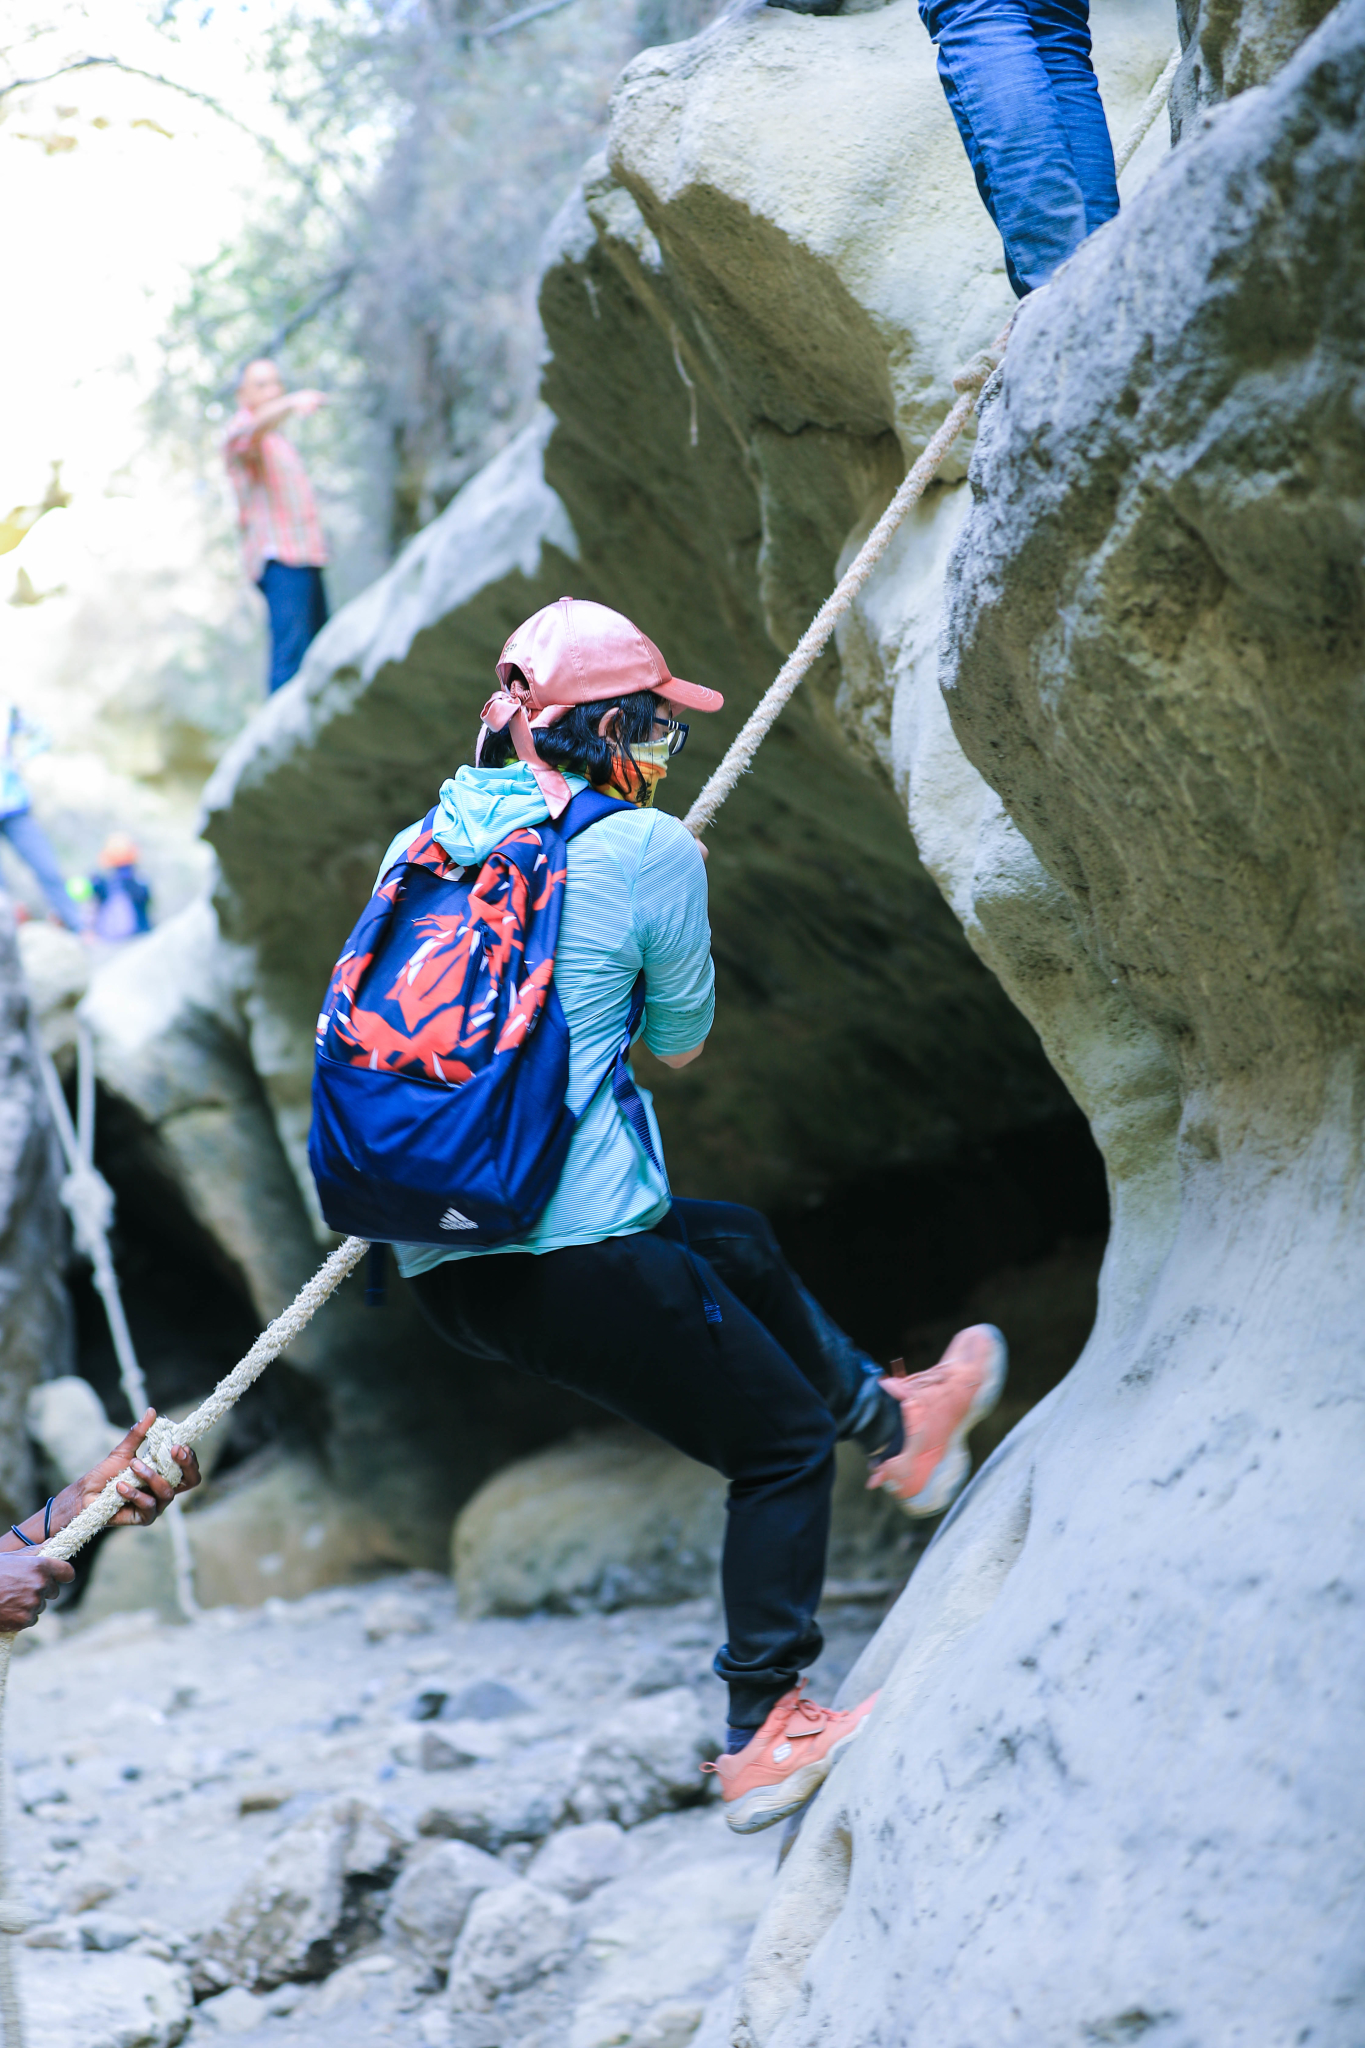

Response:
(0, 907), (71, 1523)
(733, 6), (1365, 2040)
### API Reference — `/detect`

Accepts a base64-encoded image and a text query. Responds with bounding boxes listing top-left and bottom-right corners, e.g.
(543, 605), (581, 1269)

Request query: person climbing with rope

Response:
(0, 1410), (200, 1632)
(307, 596), (1008, 1834)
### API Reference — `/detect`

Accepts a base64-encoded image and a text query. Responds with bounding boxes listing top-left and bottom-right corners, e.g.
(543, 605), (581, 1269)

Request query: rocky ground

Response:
(6, 1571), (886, 2048)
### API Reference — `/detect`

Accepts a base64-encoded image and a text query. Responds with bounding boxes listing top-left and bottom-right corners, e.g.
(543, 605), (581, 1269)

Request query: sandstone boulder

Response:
(27, 1375), (120, 1488)
(455, 1426), (921, 1620)
(453, 1428), (725, 1617)
(732, 7), (1365, 2041)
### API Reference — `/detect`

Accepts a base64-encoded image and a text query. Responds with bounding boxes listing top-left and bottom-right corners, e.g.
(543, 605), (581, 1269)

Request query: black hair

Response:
(479, 680), (659, 787)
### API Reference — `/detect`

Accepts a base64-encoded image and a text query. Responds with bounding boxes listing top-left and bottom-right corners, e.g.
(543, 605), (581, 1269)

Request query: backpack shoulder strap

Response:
(556, 787), (635, 843)
(381, 807), (448, 887)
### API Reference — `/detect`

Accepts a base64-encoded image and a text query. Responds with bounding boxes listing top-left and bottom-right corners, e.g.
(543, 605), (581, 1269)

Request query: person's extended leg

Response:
(411, 1229), (837, 1734)
(1026, 0), (1117, 235)
(258, 560), (324, 693)
(0, 809), (80, 931)
(670, 1200), (901, 1457)
(918, 0), (1090, 294)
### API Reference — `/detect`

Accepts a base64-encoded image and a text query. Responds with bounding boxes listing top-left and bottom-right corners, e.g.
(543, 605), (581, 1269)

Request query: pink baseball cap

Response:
(496, 597), (723, 714)
(478, 596), (723, 816)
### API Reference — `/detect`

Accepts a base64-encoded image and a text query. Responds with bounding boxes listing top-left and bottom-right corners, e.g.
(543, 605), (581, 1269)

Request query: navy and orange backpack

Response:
(308, 787), (657, 1247)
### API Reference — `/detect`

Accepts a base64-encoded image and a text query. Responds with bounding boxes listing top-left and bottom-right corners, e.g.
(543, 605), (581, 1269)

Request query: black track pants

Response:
(410, 1199), (892, 1727)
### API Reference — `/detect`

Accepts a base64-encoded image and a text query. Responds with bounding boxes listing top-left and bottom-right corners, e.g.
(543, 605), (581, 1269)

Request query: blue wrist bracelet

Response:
(9, 1524), (35, 1548)
(43, 1498), (54, 1541)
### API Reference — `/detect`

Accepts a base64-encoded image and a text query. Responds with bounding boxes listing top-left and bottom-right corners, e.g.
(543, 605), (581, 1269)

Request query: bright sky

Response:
(0, 1), (316, 907)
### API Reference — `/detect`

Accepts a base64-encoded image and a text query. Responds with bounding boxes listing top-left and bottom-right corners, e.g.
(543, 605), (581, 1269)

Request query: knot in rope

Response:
(951, 344), (1007, 395)
(58, 1164), (114, 1264)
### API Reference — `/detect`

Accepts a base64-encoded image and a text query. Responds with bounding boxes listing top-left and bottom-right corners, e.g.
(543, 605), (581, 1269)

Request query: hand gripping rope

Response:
(0, 52), (1177, 2042)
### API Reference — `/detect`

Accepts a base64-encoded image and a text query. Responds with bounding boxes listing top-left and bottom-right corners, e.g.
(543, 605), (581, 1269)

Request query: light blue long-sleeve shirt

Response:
(374, 764), (714, 1276)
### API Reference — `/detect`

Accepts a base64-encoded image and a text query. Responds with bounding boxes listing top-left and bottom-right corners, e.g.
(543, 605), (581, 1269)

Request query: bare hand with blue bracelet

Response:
(0, 1410), (201, 1632)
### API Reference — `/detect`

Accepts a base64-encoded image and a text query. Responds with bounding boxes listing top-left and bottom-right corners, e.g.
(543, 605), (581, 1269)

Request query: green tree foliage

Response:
(161, 0), (720, 554)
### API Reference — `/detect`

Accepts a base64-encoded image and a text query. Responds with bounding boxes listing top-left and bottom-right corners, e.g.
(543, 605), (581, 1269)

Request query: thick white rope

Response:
(35, 1037), (200, 1619)
(1115, 46), (1181, 180)
(683, 333), (1008, 837)
(683, 45), (1180, 840)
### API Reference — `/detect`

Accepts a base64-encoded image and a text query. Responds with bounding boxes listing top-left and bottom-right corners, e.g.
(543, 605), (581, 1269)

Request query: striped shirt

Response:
(223, 410), (327, 583)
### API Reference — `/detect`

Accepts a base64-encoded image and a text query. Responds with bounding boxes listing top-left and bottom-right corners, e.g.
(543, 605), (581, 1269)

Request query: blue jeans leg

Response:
(0, 808), (81, 930)
(919, 0), (1116, 296)
(258, 561), (330, 694)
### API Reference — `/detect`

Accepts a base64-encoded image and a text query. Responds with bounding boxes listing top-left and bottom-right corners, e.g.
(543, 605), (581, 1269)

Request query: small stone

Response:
(194, 1984), (269, 2034)
(22, 1918), (80, 1949)
(526, 1821), (632, 1901)
(636, 2002), (706, 2048)
(442, 1680), (532, 1722)
(78, 1910), (141, 1951)
(420, 1730), (479, 1773)
(444, 1878), (573, 2012)
(411, 1690), (448, 1722)
(238, 1786), (291, 1814)
(364, 1594), (433, 1643)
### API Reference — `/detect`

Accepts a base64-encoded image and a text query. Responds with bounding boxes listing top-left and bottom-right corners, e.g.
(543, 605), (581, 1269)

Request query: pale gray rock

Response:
(188, 1984), (268, 2035)
(734, 7), (1365, 2043)
(19, 1949), (193, 2048)
(416, 1745), (582, 1852)
(1171, 0), (1337, 138)
(563, 1811), (772, 2048)
(454, 1428), (725, 1618)
(455, 1430), (914, 1620)
(27, 1375), (119, 1487)
(568, 1687), (717, 1829)
(383, 1840), (514, 1968)
(444, 1877), (574, 2012)
(199, 1795), (407, 1990)
(526, 1821), (632, 1902)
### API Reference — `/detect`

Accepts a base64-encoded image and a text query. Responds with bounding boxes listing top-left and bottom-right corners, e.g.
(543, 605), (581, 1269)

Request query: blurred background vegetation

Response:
(156, 0), (722, 556)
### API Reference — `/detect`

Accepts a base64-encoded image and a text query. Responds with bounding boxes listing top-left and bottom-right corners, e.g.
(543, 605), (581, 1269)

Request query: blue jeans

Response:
(258, 561), (329, 695)
(919, 0), (1118, 296)
(0, 807), (80, 930)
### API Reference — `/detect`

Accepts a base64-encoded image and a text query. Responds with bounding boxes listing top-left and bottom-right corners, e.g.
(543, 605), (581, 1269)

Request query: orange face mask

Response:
(598, 737), (671, 808)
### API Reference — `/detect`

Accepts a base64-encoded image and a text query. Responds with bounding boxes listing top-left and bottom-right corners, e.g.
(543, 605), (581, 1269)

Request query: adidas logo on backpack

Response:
(438, 1207), (478, 1232)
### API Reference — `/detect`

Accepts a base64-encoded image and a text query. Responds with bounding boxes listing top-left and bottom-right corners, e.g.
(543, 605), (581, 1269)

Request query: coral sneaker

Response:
(704, 1686), (879, 1834)
(868, 1323), (1008, 1517)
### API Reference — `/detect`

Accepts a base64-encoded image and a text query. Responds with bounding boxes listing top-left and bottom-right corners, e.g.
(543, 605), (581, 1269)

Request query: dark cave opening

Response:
(769, 1108), (1109, 1461)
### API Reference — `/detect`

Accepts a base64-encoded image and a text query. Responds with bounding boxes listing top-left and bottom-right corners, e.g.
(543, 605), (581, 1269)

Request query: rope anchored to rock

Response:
(683, 43), (1179, 840)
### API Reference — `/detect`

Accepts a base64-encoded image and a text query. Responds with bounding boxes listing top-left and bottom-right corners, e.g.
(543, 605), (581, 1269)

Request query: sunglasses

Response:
(662, 718), (689, 758)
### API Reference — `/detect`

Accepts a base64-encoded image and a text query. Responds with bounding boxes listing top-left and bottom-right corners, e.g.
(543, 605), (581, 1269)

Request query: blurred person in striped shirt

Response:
(224, 359), (331, 695)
